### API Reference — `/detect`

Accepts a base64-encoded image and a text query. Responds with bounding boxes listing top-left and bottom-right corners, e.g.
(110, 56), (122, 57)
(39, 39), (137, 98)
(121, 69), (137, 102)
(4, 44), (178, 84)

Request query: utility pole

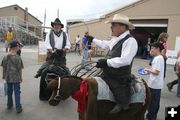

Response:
(44, 9), (46, 28)
(43, 8), (46, 40)
(57, 9), (59, 18)
(24, 7), (28, 31)
(43, 9), (46, 31)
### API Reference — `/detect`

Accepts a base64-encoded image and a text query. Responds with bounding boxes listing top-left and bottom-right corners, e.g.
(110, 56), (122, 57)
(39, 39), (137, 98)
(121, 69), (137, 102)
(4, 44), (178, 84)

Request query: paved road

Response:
(0, 43), (179, 120)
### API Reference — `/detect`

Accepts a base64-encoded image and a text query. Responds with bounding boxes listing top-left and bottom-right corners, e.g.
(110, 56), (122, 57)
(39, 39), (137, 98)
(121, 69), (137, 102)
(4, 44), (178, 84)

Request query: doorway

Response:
(131, 27), (167, 58)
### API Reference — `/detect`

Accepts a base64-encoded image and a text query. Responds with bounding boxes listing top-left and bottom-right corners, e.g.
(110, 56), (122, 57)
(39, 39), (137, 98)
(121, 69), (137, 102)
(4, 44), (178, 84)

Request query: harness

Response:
(45, 73), (61, 100)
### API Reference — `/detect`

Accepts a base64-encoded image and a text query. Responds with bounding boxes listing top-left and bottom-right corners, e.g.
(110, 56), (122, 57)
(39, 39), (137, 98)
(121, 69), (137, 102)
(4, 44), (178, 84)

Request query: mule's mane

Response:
(61, 75), (82, 81)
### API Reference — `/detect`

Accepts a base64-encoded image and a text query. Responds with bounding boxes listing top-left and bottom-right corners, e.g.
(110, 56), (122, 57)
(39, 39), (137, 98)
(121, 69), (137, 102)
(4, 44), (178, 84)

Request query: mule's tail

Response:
(141, 79), (151, 119)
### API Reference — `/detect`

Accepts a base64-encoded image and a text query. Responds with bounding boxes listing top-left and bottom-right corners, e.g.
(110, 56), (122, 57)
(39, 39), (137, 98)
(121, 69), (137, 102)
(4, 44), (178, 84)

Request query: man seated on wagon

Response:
(89, 14), (138, 113)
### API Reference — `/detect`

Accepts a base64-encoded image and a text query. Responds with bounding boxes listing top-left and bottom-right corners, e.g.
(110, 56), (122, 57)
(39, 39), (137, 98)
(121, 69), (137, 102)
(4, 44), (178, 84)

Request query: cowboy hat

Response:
(51, 18), (64, 28)
(106, 14), (134, 29)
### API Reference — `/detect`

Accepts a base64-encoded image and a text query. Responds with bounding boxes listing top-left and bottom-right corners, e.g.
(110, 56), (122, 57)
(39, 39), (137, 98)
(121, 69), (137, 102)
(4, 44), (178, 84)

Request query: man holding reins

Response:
(35, 18), (71, 78)
(90, 14), (138, 113)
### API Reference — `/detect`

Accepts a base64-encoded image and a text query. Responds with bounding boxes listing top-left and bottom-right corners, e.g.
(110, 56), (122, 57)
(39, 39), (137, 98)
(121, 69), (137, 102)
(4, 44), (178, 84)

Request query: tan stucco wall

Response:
(110, 0), (180, 50)
(68, 0), (180, 49)
(108, 0), (180, 18)
(167, 16), (180, 50)
(68, 19), (111, 43)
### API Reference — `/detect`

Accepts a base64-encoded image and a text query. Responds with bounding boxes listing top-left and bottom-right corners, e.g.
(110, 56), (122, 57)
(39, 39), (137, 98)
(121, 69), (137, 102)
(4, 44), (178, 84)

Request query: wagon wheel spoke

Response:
(70, 61), (102, 77)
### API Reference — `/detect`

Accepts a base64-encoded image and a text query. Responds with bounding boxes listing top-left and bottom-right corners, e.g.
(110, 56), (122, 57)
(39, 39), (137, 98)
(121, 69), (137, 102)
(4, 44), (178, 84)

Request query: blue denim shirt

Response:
(82, 36), (88, 50)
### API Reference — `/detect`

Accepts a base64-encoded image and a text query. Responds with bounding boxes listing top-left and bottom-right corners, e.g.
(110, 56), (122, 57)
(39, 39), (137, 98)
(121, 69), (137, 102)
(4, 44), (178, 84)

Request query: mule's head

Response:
(47, 75), (82, 101)
(46, 73), (59, 89)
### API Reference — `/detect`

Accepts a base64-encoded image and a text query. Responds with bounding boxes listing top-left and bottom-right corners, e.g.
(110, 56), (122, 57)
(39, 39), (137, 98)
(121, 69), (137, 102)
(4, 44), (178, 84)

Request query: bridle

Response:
(54, 76), (61, 101)
(46, 61), (102, 101)
(46, 73), (62, 101)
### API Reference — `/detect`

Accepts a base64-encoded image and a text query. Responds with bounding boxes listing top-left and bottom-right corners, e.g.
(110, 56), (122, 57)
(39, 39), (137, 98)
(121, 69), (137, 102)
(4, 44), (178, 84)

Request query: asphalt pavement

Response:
(0, 42), (179, 120)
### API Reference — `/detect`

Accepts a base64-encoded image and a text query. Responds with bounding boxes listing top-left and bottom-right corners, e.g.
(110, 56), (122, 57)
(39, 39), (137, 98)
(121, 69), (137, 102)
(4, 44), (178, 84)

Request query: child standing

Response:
(144, 42), (165, 120)
(1, 40), (24, 113)
(149, 32), (168, 78)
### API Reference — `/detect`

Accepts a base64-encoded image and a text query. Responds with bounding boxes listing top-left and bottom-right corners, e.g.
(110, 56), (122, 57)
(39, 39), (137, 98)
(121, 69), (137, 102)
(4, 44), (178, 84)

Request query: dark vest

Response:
(102, 34), (133, 84)
(48, 30), (67, 66)
(49, 30), (67, 50)
(102, 34), (135, 107)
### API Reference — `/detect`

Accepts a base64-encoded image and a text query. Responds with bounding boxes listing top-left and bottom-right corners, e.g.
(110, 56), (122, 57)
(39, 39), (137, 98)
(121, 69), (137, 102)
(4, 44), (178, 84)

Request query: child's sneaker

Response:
(7, 106), (13, 110)
(16, 107), (23, 113)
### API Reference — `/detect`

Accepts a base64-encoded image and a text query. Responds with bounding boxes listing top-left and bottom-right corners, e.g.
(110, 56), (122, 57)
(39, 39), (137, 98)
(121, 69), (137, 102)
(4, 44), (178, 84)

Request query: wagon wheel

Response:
(70, 61), (102, 78)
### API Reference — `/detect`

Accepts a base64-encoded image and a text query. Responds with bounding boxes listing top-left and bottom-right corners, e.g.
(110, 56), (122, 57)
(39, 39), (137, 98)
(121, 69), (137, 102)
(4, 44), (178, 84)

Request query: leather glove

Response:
(56, 49), (64, 56)
(96, 59), (108, 68)
(87, 36), (94, 43)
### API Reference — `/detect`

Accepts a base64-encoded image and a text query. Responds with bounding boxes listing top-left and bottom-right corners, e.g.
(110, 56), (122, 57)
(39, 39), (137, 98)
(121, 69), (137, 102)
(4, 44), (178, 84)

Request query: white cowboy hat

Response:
(106, 14), (134, 29)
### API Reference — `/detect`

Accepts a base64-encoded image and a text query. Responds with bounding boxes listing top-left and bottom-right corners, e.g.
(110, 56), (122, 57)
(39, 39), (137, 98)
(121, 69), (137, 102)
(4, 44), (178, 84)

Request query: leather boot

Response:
(109, 104), (122, 114)
(167, 83), (173, 91)
(34, 73), (41, 78)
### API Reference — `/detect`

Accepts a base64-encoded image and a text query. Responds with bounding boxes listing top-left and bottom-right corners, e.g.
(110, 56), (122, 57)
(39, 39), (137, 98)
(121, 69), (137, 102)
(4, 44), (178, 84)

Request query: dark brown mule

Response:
(47, 76), (151, 120)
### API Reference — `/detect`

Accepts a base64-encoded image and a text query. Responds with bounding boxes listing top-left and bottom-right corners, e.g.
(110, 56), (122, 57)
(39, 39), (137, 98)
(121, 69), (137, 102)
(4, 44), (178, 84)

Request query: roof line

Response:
(68, 18), (101, 28)
(102, 0), (149, 17)
(0, 4), (43, 24)
(68, 0), (149, 28)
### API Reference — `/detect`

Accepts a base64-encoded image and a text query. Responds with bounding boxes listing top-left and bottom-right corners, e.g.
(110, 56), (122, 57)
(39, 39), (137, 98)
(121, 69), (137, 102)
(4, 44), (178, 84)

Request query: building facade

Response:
(0, 4), (43, 44)
(67, 0), (180, 64)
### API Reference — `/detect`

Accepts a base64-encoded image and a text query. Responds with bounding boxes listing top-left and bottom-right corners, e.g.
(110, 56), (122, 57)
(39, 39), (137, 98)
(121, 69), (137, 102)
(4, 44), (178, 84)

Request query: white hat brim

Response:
(105, 19), (134, 29)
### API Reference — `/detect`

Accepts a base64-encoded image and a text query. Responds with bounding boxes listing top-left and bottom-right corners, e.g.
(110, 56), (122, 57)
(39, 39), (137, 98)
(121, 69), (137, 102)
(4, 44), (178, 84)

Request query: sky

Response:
(0, 0), (138, 27)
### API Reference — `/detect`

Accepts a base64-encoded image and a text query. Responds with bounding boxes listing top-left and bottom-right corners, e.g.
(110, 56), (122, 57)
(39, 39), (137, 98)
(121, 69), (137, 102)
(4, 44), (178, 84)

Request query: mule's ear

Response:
(47, 80), (58, 89)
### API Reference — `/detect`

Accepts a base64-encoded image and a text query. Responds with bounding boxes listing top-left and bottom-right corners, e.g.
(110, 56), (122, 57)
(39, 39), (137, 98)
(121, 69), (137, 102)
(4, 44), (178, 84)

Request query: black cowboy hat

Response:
(51, 18), (64, 28)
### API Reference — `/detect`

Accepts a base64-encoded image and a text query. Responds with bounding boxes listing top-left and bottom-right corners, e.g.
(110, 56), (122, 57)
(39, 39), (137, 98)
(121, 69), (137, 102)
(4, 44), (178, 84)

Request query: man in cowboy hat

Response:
(34, 18), (71, 78)
(90, 14), (138, 113)
(81, 31), (94, 70)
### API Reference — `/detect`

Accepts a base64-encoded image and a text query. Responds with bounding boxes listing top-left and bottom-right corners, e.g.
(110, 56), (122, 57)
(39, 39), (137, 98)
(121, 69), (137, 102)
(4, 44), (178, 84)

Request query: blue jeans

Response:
(7, 83), (22, 109)
(75, 44), (80, 52)
(81, 49), (88, 67)
(146, 88), (161, 120)
(177, 70), (180, 97)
